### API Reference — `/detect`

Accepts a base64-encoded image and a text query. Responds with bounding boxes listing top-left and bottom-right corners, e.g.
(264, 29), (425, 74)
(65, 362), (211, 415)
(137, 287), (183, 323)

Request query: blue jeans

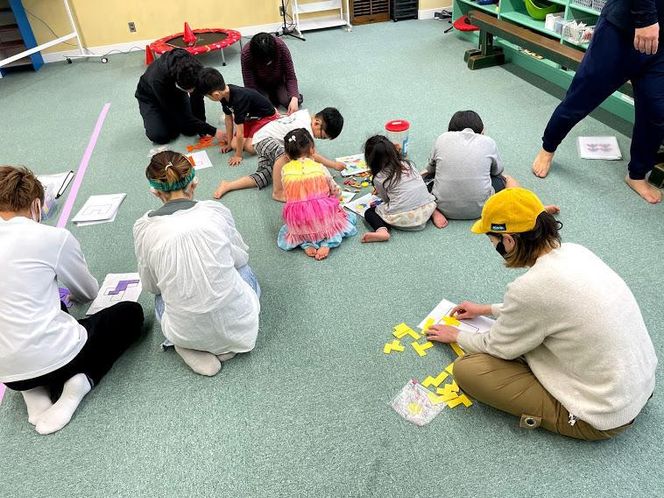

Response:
(542, 16), (664, 179)
(155, 264), (261, 322)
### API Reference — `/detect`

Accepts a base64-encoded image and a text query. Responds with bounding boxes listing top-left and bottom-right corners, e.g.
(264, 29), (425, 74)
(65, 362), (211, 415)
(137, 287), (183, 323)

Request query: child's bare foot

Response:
(214, 181), (231, 199)
(361, 229), (391, 243)
(431, 209), (448, 229)
(532, 149), (555, 178)
(315, 246), (330, 260)
(625, 176), (662, 204)
(272, 191), (286, 203)
(545, 204), (561, 214)
(304, 247), (317, 258)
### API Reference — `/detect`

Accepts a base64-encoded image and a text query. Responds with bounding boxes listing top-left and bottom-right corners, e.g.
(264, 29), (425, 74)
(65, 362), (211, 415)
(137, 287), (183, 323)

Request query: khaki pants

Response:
(454, 354), (632, 441)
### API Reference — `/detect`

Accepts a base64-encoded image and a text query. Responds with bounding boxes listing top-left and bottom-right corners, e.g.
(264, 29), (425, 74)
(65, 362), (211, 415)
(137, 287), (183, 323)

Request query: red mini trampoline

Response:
(147, 23), (242, 66)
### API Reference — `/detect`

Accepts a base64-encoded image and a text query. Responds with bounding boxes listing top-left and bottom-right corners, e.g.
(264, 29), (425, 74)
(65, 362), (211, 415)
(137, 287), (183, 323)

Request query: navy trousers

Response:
(542, 17), (664, 179)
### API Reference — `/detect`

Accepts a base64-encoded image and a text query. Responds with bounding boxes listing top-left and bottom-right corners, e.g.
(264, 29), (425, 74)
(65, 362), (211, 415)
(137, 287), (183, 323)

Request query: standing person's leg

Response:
(624, 53), (664, 203)
(454, 353), (632, 440)
(362, 207), (391, 243)
(532, 18), (634, 177)
(138, 98), (179, 144)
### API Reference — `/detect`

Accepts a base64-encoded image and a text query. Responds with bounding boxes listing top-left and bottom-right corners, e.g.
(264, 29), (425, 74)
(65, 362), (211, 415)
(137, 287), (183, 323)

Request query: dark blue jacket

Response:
(602, 0), (664, 30)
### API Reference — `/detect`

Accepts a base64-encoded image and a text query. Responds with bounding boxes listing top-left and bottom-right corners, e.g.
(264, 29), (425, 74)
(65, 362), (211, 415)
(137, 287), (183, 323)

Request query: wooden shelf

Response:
(458, 0), (499, 15)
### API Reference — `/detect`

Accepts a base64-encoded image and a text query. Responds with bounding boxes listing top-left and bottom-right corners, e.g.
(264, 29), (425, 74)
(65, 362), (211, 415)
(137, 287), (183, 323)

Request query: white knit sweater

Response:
(458, 243), (657, 430)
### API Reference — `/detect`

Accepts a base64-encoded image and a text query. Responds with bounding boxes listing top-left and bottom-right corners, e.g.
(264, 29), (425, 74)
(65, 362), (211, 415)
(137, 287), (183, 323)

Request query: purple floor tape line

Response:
(57, 102), (111, 228)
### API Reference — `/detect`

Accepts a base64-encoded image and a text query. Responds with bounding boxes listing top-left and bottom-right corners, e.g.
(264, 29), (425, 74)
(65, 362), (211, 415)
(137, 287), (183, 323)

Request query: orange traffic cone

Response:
(145, 45), (154, 65)
(183, 22), (197, 46)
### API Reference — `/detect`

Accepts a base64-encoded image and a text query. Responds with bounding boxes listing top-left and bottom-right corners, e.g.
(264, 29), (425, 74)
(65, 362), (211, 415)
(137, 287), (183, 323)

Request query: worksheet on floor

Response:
(86, 273), (143, 315)
(418, 298), (495, 333)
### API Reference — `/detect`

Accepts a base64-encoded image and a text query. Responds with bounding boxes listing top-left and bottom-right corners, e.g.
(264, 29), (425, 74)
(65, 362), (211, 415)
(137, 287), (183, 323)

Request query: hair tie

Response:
(288, 135), (297, 143)
(165, 162), (173, 171)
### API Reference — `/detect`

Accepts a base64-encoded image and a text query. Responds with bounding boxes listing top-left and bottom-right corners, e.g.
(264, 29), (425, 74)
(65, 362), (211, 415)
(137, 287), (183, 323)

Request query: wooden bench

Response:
(465, 10), (634, 98)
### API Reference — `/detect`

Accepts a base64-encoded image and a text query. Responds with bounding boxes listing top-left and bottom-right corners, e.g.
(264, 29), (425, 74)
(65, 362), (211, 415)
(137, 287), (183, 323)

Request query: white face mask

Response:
(31, 199), (42, 223)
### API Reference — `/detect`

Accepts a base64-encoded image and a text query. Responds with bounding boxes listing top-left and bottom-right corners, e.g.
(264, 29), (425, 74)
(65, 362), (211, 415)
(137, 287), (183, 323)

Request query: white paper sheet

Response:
(577, 136), (622, 160)
(71, 193), (126, 225)
(86, 273), (142, 315)
(418, 298), (495, 334)
(343, 193), (382, 217)
(186, 150), (213, 170)
(336, 153), (369, 177)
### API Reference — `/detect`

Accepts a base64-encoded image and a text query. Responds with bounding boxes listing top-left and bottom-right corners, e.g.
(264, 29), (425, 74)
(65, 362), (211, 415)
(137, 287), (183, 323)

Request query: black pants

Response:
(137, 96), (199, 145)
(5, 302), (144, 401)
(365, 207), (391, 231)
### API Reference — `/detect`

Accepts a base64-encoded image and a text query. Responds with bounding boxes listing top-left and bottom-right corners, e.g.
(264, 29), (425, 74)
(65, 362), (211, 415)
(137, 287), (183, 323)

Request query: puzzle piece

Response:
(442, 315), (461, 327)
(393, 323), (421, 340)
(427, 391), (448, 405)
(458, 394), (473, 407)
(447, 397), (465, 408)
(434, 390), (460, 402)
(407, 402), (423, 415)
(186, 136), (216, 152)
(411, 340), (434, 357)
(450, 342), (465, 358)
(445, 362), (455, 375)
(421, 370), (449, 388)
(422, 317), (435, 331)
(383, 339), (405, 354)
(438, 381), (460, 396)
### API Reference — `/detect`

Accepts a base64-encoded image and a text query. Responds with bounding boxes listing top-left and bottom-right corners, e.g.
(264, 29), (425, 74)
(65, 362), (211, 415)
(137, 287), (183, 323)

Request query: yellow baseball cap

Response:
(471, 188), (546, 234)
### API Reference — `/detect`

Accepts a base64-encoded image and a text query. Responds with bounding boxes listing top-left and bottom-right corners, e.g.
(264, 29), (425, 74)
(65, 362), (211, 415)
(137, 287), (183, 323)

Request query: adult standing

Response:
(241, 32), (303, 115)
(0, 166), (145, 435)
(426, 188), (657, 440)
(135, 48), (224, 144)
(532, 0), (664, 204)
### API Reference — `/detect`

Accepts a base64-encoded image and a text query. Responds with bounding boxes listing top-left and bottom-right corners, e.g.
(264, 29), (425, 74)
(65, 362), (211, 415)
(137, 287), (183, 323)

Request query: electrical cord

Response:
(24, 8), (78, 47)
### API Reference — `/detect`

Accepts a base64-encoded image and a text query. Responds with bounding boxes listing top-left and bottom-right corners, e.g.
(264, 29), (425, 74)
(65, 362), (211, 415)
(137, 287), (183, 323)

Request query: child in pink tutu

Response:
(277, 128), (357, 260)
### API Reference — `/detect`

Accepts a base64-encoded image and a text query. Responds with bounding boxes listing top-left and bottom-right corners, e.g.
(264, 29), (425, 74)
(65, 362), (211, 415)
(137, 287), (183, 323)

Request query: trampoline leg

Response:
(221, 48), (227, 66)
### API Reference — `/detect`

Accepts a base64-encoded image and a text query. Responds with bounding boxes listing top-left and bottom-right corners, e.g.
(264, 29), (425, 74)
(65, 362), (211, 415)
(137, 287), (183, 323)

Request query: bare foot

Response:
(532, 149), (554, 178)
(431, 209), (448, 229)
(315, 246), (330, 260)
(214, 181), (231, 199)
(361, 229), (391, 243)
(545, 204), (561, 214)
(272, 191), (286, 203)
(304, 247), (317, 258)
(625, 176), (662, 204)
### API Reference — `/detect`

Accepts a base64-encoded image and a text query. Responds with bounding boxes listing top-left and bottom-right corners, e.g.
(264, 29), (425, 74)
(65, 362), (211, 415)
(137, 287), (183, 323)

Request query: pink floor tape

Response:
(57, 102), (111, 228)
(0, 104), (111, 409)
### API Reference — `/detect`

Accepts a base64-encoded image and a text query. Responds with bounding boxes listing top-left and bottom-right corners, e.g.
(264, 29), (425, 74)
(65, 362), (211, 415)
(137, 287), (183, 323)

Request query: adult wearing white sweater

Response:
(426, 188), (657, 440)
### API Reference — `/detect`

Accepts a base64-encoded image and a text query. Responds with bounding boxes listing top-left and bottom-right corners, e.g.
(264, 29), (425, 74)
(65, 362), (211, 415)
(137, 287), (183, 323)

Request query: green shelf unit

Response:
(451, 0), (635, 123)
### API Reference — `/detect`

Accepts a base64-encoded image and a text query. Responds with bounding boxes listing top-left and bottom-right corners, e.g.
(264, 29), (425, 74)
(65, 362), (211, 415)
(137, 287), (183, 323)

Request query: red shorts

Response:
(243, 113), (280, 139)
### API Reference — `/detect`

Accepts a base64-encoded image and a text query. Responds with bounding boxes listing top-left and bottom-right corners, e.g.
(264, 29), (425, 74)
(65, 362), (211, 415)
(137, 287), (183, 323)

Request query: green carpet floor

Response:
(1, 20), (662, 497)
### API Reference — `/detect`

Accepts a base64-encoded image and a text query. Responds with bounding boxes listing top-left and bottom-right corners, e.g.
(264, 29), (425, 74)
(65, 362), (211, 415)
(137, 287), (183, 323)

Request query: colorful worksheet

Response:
(337, 153), (369, 177)
(86, 273), (142, 315)
(186, 150), (213, 170)
(343, 193), (382, 217)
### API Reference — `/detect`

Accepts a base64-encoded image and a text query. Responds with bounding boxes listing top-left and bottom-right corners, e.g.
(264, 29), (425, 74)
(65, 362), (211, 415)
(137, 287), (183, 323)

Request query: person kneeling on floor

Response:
(133, 151), (261, 376)
(0, 166), (145, 435)
(425, 188), (657, 441)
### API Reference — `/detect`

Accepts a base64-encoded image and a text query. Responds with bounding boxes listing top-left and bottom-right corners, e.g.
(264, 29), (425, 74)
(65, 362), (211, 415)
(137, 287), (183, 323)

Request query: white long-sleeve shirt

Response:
(458, 243), (657, 430)
(0, 217), (99, 382)
(133, 201), (259, 355)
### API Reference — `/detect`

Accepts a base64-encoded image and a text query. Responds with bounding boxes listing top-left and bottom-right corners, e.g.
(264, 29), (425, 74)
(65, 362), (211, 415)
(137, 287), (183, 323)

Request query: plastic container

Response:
(385, 119), (411, 156)
(525, 0), (560, 20)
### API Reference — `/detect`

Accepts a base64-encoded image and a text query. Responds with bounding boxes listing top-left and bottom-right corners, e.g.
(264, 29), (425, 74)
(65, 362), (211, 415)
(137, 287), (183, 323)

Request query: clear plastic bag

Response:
(391, 379), (445, 426)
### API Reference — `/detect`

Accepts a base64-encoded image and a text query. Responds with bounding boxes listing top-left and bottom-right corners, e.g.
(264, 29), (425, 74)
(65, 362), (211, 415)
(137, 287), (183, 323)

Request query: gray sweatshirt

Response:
(458, 243), (657, 430)
(427, 129), (503, 220)
(374, 162), (435, 217)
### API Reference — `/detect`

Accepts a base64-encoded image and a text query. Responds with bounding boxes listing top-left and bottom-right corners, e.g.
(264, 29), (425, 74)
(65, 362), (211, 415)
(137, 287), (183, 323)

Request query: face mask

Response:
(494, 236), (508, 259)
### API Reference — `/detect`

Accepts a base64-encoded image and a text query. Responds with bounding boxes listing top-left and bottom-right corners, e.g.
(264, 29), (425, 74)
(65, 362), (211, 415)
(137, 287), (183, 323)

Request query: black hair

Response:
(197, 67), (226, 95)
(448, 110), (484, 134)
(364, 135), (409, 190)
(250, 32), (277, 63)
(284, 128), (315, 160)
(171, 49), (203, 90)
(315, 107), (344, 140)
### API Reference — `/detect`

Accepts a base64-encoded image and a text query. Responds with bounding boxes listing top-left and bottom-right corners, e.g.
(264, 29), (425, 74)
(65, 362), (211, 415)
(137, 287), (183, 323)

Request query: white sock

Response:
(34, 373), (91, 435)
(175, 346), (222, 376)
(216, 352), (237, 362)
(21, 387), (53, 425)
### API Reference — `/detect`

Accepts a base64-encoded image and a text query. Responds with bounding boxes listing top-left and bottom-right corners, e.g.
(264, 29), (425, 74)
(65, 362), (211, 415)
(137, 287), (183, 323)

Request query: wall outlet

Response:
(128, 21), (136, 33)
(279, 5), (285, 16)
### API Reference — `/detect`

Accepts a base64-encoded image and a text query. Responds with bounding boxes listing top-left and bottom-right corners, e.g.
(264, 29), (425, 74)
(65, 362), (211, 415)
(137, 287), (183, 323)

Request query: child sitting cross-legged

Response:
(277, 128), (357, 260)
(361, 135), (440, 243)
(133, 151), (260, 376)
